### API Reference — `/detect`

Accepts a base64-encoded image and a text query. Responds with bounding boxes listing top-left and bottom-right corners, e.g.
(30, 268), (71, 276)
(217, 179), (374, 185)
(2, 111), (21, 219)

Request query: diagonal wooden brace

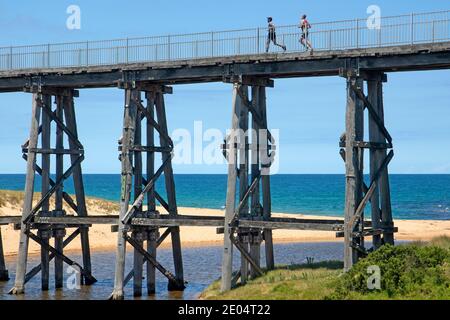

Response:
(349, 150), (394, 230)
(230, 175), (261, 226)
(27, 230), (97, 284)
(122, 156), (171, 225)
(134, 97), (174, 147)
(39, 98), (84, 150)
(23, 153), (79, 213)
(236, 88), (274, 144)
(24, 228), (81, 284)
(124, 233), (185, 289)
(350, 84), (392, 144)
(24, 155), (84, 224)
(230, 234), (263, 276)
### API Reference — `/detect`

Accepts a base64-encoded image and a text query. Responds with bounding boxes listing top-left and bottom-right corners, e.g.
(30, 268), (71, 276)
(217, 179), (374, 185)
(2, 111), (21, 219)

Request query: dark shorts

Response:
(268, 31), (276, 42)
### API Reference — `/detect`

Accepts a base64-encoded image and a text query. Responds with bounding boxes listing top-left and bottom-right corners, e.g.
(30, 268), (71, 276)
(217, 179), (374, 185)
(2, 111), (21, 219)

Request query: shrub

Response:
(331, 244), (450, 299)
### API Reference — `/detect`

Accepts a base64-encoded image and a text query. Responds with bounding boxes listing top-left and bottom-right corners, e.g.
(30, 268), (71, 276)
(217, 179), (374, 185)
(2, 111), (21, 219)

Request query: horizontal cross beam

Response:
(223, 75), (274, 88)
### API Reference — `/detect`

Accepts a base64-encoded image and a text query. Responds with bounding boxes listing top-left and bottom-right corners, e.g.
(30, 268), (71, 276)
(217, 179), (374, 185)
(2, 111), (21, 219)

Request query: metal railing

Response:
(0, 10), (449, 71)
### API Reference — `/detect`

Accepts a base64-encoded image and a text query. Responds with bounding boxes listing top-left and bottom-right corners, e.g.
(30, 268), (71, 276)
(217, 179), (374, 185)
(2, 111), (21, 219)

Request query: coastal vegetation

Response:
(200, 236), (450, 300)
(0, 189), (119, 214)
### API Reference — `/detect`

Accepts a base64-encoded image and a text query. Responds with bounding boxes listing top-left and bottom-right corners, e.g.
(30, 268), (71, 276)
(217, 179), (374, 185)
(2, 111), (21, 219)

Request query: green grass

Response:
(199, 261), (343, 300)
(200, 237), (450, 300)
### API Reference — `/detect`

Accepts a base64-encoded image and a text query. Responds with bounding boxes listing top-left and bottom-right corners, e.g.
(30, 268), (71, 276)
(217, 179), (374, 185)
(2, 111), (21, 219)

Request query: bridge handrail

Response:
(0, 10), (449, 71)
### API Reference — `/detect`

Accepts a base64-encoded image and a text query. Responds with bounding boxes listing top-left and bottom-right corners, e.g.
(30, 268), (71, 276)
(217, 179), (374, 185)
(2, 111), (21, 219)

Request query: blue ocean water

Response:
(0, 174), (449, 220)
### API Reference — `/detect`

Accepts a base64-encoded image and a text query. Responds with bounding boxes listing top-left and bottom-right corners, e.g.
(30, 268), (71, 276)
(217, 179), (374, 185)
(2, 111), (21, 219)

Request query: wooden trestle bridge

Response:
(0, 10), (449, 299)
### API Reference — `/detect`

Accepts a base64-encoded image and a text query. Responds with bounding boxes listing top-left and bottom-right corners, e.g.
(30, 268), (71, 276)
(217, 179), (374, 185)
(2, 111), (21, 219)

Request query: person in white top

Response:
(265, 17), (287, 53)
(300, 14), (313, 52)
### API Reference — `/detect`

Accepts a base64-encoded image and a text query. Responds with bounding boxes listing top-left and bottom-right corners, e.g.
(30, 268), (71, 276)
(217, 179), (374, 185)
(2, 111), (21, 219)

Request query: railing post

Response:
(211, 32), (214, 57)
(329, 30), (332, 50)
(257, 28), (260, 53)
(47, 44), (50, 68)
(432, 20), (435, 43)
(356, 19), (359, 48)
(411, 13), (415, 45)
(86, 41), (89, 66)
(126, 38), (129, 63)
(378, 25), (382, 47)
(9, 46), (12, 70)
(167, 35), (171, 60)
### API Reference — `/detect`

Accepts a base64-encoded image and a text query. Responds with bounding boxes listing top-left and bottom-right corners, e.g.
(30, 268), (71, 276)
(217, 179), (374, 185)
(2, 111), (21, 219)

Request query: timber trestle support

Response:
(0, 224), (8, 281)
(110, 82), (185, 300)
(10, 86), (96, 294)
(1, 69), (400, 298)
(340, 70), (396, 270)
(221, 76), (276, 292)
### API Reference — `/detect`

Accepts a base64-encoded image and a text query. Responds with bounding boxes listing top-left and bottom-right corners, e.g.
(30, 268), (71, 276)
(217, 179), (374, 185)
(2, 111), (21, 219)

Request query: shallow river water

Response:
(0, 242), (344, 300)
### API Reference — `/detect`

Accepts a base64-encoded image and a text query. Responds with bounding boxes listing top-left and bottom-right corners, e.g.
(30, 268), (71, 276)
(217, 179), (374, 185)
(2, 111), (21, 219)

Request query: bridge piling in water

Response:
(221, 76), (275, 291)
(9, 88), (96, 294)
(0, 227), (8, 281)
(111, 82), (185, 300)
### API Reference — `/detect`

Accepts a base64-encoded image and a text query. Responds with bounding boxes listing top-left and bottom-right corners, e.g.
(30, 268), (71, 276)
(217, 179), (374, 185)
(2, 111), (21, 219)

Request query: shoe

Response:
(282, 45), (287, 52)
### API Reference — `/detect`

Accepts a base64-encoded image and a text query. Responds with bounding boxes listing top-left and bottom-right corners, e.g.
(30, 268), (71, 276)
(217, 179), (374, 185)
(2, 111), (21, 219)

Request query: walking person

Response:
(265, 17), (287, 53)
(300, 14), (313, 52)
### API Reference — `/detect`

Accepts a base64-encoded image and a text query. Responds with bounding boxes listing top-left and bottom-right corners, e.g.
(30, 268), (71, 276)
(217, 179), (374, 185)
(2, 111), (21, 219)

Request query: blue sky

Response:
(0, 0), (449, 174)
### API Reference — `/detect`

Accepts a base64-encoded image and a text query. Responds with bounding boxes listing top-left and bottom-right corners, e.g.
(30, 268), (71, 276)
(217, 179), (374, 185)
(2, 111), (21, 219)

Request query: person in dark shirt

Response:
(265, 17), (287, 53)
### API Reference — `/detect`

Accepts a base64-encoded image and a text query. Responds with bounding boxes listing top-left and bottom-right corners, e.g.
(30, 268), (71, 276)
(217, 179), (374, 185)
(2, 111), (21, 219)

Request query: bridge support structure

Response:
(10, 87), (96, 294)
(110, 82), (185, 300)
(221, 76), (275, 292)
(340, 70), (395, 271)
(0, 226), (8, 281)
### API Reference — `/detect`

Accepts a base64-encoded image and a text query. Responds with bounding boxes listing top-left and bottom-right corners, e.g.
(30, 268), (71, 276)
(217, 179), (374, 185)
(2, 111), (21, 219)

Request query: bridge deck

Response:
(0, 42), (449, 92)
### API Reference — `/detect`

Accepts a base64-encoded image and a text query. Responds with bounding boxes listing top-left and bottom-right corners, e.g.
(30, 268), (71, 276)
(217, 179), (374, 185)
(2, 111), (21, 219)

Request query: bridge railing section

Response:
(0, 10), (449, 71)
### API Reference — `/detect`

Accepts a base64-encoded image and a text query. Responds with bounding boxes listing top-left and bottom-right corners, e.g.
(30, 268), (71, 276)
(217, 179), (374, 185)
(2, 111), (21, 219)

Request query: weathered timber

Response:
(10, 93), (41, 294)
(154, 91), (185, 290)
(111, 84), (185, 299)
(63, 93), (93, 282)
(10, 89), (94, 294)
(258, 86), (274, 270)
(0, 227), (8, 281)
(25, 228), (81, 284)
(221, 83), (241, 292)
(111, 87), (137, 300)
(343, 75), (365, 271)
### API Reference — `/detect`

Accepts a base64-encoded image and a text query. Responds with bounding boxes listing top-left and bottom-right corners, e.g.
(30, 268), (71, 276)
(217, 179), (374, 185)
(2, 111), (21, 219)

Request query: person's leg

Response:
(300, 35), (307, 49)
(273, 33), (286, 51)
(305, 32), (313, 50)
(265, 34), (271, 52)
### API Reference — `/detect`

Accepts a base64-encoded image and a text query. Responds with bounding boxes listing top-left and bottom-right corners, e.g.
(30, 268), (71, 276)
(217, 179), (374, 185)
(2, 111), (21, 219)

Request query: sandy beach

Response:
(2, 196), (450, 257)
